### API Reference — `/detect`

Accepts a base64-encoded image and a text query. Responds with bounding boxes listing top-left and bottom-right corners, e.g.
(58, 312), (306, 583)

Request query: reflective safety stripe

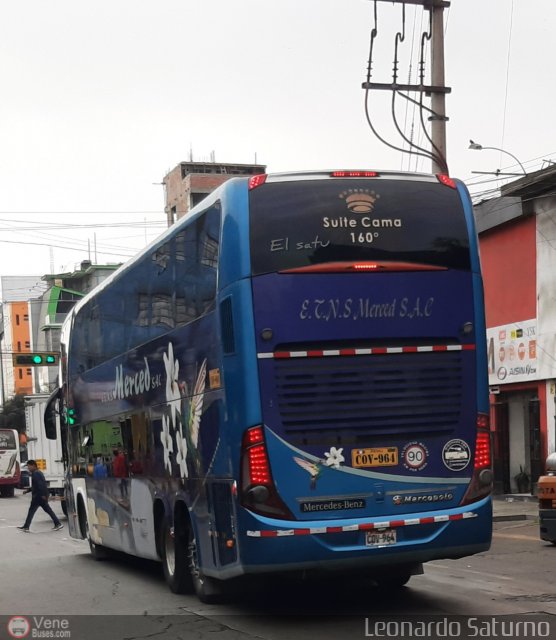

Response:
(257, 344), (475, 360)
(246, 511), (477, 537)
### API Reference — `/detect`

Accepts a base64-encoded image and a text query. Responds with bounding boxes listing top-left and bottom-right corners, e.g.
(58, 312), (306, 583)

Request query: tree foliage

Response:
(0, 394), (26, 432)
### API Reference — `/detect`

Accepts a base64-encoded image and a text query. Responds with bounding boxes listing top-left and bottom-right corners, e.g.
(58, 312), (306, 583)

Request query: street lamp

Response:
(469, 140), (526, 175)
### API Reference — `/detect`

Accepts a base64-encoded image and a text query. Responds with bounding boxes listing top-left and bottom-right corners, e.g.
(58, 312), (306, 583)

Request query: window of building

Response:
(16, 315), (20, 326)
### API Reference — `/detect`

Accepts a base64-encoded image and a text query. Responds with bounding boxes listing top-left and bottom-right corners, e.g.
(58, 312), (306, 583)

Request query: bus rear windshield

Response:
(249, 179), (471, 275)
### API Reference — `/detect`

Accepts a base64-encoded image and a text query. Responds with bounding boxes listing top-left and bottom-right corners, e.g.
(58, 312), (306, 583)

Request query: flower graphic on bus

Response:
(159, 343), (208, 480)
(163, 342), (181, 428)
(323, 446), (345, 469)
(160, 415), (174, 474)
(175, 432), (188, 478)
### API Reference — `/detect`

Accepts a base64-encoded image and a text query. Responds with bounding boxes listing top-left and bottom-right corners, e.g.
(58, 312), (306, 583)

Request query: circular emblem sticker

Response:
(402, 442), (428, 472)
(442, 439), (471, 471)
(7, 617), (30, 639)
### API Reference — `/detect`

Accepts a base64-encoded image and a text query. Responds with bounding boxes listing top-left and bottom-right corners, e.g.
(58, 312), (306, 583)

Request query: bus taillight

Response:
(474, 429), (491, 471)
(240, 426), (294, 520)
(248, 174), (268, 190)
(247, 444), (271, 484)
(460, 414), (493, 506)
(436, 174), (457, 189)
(330, 171), (379, 178)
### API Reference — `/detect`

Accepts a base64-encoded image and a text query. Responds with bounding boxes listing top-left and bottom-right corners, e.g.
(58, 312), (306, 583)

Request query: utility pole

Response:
(0, 305), (6, 407)
(362, 0), (451, 173)
(430, 1), (448, 173)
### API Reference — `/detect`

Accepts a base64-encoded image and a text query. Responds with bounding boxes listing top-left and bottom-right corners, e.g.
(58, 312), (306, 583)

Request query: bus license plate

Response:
(352, 447), (398, 468)
(366, 529), (397, 547)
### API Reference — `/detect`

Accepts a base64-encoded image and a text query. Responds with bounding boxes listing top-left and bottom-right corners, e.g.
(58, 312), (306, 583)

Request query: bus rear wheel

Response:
(374, 565), (413, 589)
(161, 521), (191, 594)
(81, 504), (110, 561)
(187, 528), (225, 603)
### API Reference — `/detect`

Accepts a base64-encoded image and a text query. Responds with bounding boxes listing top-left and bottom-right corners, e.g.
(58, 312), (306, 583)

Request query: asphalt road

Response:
(1, 491), (555, 640)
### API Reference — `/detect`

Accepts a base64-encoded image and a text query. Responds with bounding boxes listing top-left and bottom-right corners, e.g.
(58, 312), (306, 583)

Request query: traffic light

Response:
(66, 408), (76, 426)
(12, 352), (59, 367)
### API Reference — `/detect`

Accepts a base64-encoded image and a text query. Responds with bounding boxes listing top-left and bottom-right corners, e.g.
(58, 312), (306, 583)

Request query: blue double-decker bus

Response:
(45, 170), (492, 602)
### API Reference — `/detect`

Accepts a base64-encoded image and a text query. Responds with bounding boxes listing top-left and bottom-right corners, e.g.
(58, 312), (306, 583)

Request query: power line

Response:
(0, 239), (137, 257)
(0, 214), (166, 216)
(500, 0), (514, 160)
(0, 221), (165, 231)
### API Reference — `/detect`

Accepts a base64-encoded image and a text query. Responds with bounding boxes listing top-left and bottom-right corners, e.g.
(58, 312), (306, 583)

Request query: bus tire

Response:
(81, 504), (110, 561)
(161, 520), (191, 594)
(187, 527), (225, 603)
(374, 566), (413, 589)
(61, 499), (68, 517)
(89, 537), (111, 561)
(1, 486), (15, 498)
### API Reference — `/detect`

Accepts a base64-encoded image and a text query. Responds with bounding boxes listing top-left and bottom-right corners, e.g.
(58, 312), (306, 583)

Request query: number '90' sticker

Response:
(402, 442), (429, 472)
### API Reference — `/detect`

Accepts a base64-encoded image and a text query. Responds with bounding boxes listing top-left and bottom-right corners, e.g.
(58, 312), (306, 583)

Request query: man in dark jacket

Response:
(17, 460), (63, 532)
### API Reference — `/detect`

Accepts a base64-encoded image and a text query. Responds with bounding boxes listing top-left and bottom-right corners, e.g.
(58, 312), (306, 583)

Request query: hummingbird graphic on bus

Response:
(293, 447), (345, 489)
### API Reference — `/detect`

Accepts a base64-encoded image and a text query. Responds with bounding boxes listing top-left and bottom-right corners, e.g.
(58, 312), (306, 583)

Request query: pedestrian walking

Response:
(17, 460), (63, 532)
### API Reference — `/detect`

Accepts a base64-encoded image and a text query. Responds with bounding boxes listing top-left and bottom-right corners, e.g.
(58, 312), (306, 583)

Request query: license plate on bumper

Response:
(365, 529), (397, 547)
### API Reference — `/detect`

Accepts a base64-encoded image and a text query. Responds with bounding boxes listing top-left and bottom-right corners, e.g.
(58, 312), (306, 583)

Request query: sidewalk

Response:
(492, 494), (538, 522)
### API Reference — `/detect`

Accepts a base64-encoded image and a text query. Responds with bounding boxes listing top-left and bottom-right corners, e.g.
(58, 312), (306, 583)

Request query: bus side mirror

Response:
(44, 389), (60, 440)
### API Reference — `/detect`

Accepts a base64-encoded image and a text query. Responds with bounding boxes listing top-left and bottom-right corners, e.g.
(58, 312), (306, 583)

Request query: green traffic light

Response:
(32, 355), (43, 364)
(46, 355), (56, 364)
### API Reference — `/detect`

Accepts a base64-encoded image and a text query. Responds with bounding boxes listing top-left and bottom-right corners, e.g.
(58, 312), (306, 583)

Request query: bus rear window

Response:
(249, 179), (471, 275)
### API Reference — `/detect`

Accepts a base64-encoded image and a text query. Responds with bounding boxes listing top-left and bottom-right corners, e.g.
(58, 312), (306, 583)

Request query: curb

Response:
(493, 514), (537, 522)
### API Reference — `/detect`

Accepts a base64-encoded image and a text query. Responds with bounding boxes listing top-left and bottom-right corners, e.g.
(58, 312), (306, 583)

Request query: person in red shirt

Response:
(112, 449), (128, 500)
(112, 449), (127, 478)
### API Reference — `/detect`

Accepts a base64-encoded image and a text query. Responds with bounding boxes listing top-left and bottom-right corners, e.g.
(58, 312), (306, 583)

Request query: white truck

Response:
(24, 394), (66, 512)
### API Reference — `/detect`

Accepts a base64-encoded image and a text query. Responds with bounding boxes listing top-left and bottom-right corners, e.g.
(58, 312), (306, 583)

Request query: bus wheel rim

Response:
(188, 536), (201, 580)
(165, 529), (176, 575)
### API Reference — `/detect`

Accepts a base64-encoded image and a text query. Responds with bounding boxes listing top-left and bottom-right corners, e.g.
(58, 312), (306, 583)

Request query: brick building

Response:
(163, 161), (266, 226)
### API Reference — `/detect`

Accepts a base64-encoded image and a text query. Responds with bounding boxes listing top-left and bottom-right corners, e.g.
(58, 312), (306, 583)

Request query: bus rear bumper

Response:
(235, 497), (492, 575)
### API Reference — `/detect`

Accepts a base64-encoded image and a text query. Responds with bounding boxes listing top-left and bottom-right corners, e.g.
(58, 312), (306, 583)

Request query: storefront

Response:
(487, 319), (551, 494)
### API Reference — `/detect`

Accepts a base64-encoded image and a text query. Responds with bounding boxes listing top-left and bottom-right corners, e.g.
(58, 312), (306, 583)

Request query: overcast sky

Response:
(0, 0), (554, 280)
